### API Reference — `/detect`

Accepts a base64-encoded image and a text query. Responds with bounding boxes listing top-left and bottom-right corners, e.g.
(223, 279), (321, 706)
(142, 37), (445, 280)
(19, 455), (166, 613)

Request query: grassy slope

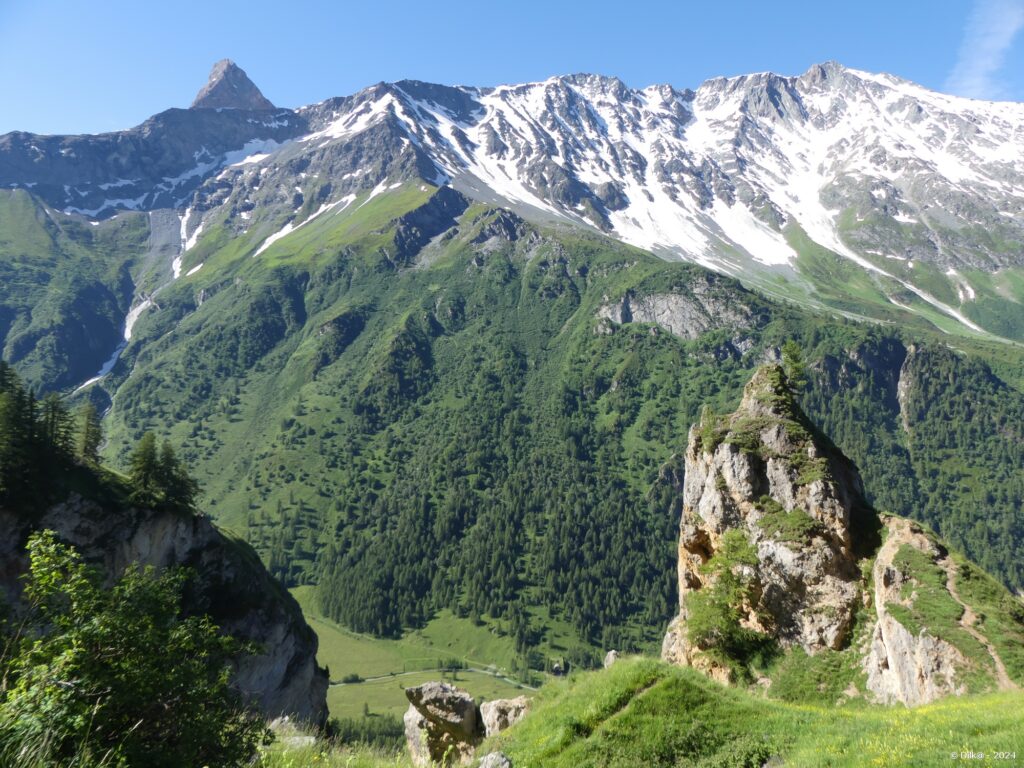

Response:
(488, 658), (1024, 768)
(260, 658), (1024, 768)
(0, 190), (149, 389)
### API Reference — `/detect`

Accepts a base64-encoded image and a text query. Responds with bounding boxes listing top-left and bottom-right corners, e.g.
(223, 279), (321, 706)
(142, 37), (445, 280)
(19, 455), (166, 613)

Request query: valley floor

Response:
(290, 586), (535, 719)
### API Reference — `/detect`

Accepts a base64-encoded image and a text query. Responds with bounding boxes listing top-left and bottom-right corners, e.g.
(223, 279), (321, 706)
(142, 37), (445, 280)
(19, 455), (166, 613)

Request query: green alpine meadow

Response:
(2, 26), (1024, 768)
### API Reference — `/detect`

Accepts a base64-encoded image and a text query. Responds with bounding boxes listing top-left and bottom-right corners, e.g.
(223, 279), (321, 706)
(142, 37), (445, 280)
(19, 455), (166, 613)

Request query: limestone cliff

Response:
(662, 365), (869, 674)
(0, 495), (328, 725)
(662, 364), (1024, 705)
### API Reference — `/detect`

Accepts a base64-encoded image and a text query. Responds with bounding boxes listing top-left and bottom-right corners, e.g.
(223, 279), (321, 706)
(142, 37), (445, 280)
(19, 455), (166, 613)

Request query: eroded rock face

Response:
(662, 365), (868, 671)
(480, 697), (530, 738)
(404, 682), (481, 766)
(0, 496), (328, 725)
(661, 364), (1014, 707)
(863, 517), (966, 706)
(596, 274), (762, 341)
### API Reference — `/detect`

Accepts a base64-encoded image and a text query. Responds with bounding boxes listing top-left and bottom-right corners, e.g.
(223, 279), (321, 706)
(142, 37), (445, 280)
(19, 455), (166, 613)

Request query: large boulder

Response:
(404, 682), (481, 766)
(480, 697), (530, 738)
(403, 683), (532, 765)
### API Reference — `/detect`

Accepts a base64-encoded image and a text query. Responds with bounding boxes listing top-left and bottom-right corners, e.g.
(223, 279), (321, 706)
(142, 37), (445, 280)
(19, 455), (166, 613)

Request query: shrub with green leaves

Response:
(686, 530), (776, 677)
(0, 530), (270, 768)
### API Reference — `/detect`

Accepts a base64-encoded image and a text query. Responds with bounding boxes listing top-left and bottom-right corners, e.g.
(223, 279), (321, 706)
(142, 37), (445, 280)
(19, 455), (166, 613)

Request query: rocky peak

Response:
(191, 59), (275, 110)
(798, 60), (850, 87)
(662, 364), (871, 677)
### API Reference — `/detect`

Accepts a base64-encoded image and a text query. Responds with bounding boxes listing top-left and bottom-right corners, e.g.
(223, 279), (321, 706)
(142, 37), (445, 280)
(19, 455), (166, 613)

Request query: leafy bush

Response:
(686, 530), (777, 678)
(756, 496), (821, 543)
(0, 531), (270, 767)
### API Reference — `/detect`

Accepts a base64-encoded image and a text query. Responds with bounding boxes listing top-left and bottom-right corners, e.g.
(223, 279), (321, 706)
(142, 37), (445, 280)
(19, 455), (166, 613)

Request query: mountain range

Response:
(4, 57), (1023, 365)
(1, 59), (1023, 663)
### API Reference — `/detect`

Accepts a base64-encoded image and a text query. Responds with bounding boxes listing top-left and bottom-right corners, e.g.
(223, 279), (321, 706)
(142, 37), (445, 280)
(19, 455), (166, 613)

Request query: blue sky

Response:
(1, 0), (1023, 135)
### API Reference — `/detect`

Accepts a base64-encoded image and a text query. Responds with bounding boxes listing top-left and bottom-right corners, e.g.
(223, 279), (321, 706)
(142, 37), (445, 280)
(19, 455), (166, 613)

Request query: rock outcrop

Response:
(0, 495), (328, 725)
(662, 363), (1024, 706)
(404, 683), (530, 766)
(477, 753), (513, 768)
(662, 365), (869, 676)
(596, 274), (762, 341)
(863, 517), (966, 705)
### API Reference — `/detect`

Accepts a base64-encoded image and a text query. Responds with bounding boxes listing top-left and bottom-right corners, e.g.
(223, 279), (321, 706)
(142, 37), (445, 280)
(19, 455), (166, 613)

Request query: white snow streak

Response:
(253, 194), (357, 257)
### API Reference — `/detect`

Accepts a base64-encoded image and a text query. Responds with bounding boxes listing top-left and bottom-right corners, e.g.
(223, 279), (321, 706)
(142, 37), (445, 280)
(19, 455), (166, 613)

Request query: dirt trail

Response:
(939, 556), (1017, 691)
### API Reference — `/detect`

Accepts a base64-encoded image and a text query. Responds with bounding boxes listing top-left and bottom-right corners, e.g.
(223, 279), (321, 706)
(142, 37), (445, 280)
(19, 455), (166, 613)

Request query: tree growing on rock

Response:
(129, 431), (161, 505)
(781, 340), (807, 393)
(129, 432), (201, 514)
(685, 529), (771, 677)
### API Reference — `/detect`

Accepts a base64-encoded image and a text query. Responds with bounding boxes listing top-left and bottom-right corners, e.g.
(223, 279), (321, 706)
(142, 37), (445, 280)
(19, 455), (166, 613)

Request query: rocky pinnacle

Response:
(191, 59), (275, 110)
(661, 365), (869, 679)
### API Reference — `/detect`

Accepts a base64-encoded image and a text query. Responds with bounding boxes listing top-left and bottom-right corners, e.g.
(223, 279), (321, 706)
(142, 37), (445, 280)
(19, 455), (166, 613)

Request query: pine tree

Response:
(0, 390), (18, 499)
(129, 432), (160, 505)
(40, 393), (73, 458)
(0, 381), (34, 506)
(157, 440), (201, 514)
(78, 402), (103, 466)
(781, 340), (808, 393)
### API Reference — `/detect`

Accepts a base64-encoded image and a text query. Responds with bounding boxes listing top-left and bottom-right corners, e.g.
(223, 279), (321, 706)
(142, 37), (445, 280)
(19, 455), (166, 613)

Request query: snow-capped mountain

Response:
(4, 61), (1024, 338)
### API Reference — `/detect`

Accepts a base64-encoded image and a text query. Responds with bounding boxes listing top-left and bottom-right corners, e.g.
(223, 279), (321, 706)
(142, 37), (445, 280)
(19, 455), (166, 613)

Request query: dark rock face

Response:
(390, 186), (469, 264)
(192, 59), (276, 111)
(0, 497), (329, 726)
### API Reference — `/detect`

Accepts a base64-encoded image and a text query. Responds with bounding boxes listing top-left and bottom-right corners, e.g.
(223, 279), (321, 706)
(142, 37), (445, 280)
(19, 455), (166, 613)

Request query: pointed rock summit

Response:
(661, 364), (870, 681)
(191, 59), (275, 110)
